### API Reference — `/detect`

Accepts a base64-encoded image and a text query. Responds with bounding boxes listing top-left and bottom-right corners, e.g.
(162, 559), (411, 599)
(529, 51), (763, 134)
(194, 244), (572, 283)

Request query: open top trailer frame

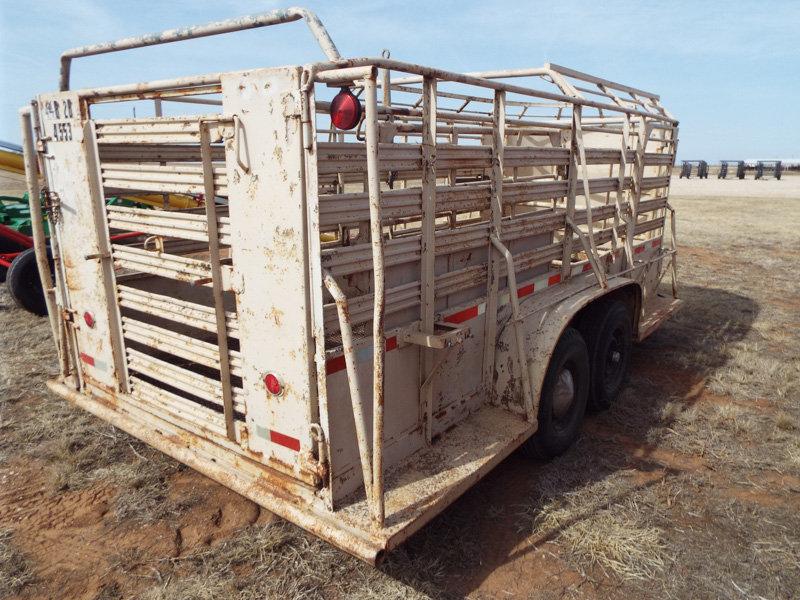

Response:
(718, 160), (745, 179)
(21, 7), (680, 563)
(755, 160), (782, 180)
(679, 159), (707, 179)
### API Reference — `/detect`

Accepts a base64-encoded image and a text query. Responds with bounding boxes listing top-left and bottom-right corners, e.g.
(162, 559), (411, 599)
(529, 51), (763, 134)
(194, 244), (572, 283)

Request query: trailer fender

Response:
(493, 278), (640, 421)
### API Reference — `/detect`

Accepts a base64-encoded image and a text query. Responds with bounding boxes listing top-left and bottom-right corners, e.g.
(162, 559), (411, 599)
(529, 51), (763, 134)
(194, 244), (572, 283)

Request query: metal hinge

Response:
(282, 90), (303, 118)
(62, 308), (78, 328)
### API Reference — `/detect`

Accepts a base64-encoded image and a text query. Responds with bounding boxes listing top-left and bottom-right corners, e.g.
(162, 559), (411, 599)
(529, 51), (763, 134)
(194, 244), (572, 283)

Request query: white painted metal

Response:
(24, 7), (680, 565)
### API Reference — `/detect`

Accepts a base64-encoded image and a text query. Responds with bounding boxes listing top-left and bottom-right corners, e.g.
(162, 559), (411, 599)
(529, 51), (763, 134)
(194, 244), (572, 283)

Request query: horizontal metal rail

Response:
(126, 348), (246, 411)
(310, 58), (677, 125)
(319, 177), (667, 228)
(130, 376), (246, 439)
(317, 142), (669, 175)
(95, 116), (229, 144)
(107, 205), (232, 245)
(69, 58), (675, 127)
(101, 163), (228, 195)
(122, 316), (242, 377)
(113, 244), (212, 281)
(118, 285), (239, 337)
(99, 143), (225, 163)
(60, 7), (341, 90)
(322, 217), (665, 332)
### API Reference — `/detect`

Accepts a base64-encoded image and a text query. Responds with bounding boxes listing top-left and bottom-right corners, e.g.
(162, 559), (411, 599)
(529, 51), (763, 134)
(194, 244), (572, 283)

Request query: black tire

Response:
(586, 300), (633, 412)
(6, 247), (52, 316)
(521, 327), (589, 459)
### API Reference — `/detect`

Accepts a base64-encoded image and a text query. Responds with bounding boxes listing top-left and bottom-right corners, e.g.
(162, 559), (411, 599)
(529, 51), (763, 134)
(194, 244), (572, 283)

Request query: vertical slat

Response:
(420, 76), (437, 443)
(364, 76), (385, 527)
(572, 106), (607, 287)
(618, 116), (634, 266)
(628, 116), (654, 255)
(20, 109), (64, 373)
(200, 122), (236, 442)
(85, 121), (130, 392)
(481, 90), (505, 388)
(561, 110), (577, 280)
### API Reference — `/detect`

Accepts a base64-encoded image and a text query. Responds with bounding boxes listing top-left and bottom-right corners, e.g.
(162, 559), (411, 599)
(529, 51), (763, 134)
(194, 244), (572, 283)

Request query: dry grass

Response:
(0, 529), (34, 596)
(517, 472), (671, 582)
(137, 522), (433, 600)
(0, 288), (198, 528)
(1, 185), (799, 599)
(0, 381), (192, 523)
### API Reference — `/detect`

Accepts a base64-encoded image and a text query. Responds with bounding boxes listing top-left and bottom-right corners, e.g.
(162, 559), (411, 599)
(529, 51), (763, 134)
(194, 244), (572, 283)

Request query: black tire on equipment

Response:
(586, 300), (633, 412)
(521, 327), (590, 459)
(6, 247), (52, 316)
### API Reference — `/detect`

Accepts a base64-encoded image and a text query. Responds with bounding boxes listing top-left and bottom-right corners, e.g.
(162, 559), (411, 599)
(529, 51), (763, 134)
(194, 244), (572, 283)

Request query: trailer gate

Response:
(22, 7), (680, 563)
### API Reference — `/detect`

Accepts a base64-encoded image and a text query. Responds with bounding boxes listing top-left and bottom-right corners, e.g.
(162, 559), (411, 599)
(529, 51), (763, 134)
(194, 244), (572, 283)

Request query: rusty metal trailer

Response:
(20, 8), (680, 563)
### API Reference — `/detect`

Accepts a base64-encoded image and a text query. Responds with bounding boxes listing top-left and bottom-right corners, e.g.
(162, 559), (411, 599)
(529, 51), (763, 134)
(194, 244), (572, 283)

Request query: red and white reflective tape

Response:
(270, 429), (301, 452)
(325, 237), (662, 375)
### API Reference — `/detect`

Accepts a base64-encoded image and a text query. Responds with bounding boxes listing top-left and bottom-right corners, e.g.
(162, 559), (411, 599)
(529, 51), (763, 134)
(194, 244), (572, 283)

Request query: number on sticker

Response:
(52, 122), (73, 142)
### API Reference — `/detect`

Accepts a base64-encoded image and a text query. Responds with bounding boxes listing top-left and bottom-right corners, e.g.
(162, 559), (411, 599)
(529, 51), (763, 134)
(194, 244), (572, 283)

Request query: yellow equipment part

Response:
(122, 194), (203, 209)
(0, 148), (25, 175)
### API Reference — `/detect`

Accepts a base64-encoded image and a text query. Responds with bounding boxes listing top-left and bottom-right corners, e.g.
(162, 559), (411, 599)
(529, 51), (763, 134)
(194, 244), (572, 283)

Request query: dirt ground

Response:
(1, 175), (799, 599)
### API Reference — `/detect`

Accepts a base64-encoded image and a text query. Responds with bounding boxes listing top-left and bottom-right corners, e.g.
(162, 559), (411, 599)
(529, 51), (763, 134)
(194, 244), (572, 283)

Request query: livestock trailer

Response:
(718, 160), (745, 179)
(679, 159), (707, 179)
(755, 160), (782, 180)
(20, 8), (680, 563)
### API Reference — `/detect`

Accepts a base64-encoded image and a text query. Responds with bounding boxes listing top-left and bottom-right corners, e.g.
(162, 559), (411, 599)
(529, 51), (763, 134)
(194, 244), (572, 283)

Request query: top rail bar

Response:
(64, 57), (674, 126)
(59, 6), (341, 90)
(545, 63), (660, 100)
(310, 59), (677, 125)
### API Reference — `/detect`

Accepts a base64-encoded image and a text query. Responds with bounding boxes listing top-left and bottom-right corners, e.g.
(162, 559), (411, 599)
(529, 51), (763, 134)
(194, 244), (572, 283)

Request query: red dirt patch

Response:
(0, 457), (271, 600)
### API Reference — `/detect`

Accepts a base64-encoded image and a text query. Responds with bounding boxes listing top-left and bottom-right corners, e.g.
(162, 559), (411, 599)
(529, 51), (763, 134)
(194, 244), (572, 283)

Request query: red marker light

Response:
(83, 311), (95, 328)
(330, 87), (362, 130)
(264, 373), (282, 396)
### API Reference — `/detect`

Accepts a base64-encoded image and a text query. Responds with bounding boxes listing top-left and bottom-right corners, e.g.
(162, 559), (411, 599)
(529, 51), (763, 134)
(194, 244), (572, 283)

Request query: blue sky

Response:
(1, 0), (798, 159)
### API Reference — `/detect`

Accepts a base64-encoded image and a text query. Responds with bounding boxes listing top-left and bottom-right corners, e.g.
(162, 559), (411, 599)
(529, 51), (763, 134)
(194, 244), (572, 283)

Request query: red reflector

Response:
(330, 87), (362, 130)
(270, 429), (300, 452)
(83, 311), (95, 328)
(264, 373), (282, 395)
(79, 352), (95, 366)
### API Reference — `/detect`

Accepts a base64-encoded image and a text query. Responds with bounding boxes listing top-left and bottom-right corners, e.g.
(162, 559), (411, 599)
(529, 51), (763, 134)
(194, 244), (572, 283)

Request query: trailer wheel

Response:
(6, 247), (52, 316)
(586, 300), (632, 412)
(521, 327), (589, 459)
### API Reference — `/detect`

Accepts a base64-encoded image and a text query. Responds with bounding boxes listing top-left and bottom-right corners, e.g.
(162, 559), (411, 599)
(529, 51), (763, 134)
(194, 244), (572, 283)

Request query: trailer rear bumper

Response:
(46, 378), (535, 563)
(638, 295), (683, 341)
(46, 379), (385, 563)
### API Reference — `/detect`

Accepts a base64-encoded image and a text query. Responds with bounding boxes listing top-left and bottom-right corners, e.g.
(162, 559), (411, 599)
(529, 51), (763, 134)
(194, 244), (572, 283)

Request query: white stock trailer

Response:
(20, 8), (681, 563)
